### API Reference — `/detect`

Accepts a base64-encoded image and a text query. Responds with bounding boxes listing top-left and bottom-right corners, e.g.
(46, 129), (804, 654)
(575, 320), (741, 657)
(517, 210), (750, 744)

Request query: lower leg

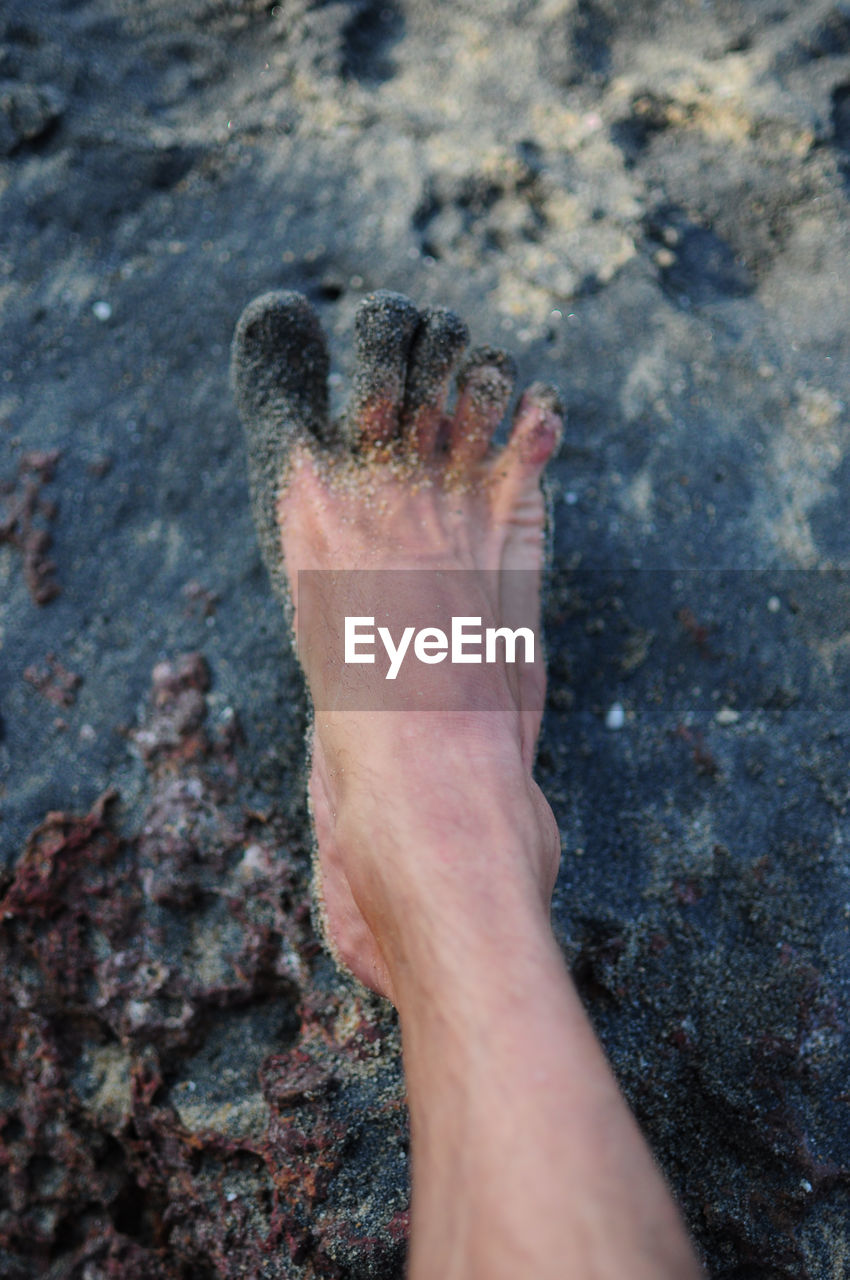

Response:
(384, 814), (699, 1279)
(313, 719), (701, 1278)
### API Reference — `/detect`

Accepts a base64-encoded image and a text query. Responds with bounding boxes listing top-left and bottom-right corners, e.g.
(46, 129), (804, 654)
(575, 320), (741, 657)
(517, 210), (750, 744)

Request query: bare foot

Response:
(231, 291), (563, 1001)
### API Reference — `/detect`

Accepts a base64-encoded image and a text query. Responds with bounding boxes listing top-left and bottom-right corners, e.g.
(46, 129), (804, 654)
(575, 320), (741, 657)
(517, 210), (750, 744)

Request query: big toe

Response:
(231, 291), (331, 611)
(231, 290), (330, 442)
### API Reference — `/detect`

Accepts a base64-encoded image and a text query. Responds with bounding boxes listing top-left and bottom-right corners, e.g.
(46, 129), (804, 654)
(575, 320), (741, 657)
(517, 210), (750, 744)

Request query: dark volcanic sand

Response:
(1, 1), (850, 1275)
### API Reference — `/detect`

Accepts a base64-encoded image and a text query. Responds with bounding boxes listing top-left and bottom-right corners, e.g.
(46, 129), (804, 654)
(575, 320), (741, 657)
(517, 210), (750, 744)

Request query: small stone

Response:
(0, 81), (65, 156)
(767, 595), (781, 613)
(92, 301), (112, 321)
(238, 844), (267, 879)
(715, 706), (740, 725)
(605, 702), (626, 730)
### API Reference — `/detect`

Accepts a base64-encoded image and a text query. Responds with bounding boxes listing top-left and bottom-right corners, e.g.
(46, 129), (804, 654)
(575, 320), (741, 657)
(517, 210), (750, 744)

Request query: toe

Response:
(344, 291), (420, 449)
(231, 291), (331, 610)
(489, 383), (562, 531)
(448, 347), (517, 471)
(231, 290), (330, 442)
(499, 381), (563, 474)
(400, 306), (469, 457)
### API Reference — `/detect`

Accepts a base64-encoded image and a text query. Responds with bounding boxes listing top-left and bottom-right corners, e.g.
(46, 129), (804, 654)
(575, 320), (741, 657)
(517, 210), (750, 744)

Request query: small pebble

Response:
(605, 702), (625, 730)
(565, 491), (578, 505)
(800, 1178), (812, 1193)
(226, 1191), (238, 1202)
(239, 843), (266, 879)
(715, 706), (740, 725)
(767, 595), (781, 613)
(92, 301), (112, 321)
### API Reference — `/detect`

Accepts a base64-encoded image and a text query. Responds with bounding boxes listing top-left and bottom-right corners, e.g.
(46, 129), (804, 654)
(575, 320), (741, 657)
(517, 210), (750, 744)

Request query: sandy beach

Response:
(1, 1), (849, 1274)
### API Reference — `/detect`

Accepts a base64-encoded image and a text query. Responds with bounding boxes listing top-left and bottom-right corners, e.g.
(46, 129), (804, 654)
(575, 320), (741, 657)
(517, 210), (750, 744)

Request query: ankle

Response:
(384, 858), (558, 1021)
(331, 771), (560, 982)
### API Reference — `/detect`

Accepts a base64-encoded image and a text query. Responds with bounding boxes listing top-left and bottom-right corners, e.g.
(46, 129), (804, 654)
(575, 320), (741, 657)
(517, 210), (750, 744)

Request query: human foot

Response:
(231, 290), (563, 1000)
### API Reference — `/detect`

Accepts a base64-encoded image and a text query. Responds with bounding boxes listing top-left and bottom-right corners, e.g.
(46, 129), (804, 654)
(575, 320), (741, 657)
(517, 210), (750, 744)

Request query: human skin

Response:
(231, 291), (704, 1279)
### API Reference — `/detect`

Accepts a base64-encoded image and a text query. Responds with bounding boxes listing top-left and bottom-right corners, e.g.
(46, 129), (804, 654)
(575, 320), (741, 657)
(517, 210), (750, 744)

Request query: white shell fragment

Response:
(715, 706), (741, 725)
(605, 701), (626, 730)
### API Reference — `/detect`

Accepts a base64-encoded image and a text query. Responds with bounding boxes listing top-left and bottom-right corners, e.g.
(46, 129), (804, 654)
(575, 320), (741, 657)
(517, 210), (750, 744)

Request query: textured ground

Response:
(1, 1), (850, 1275)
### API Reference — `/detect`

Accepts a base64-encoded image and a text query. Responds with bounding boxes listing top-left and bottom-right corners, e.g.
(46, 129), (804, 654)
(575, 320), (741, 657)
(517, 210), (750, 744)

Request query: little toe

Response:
(230, 291), (331, 609)
(400, 306), (469, 458)
(500, 381), (564, 475)
(344, 290), (420, 449)
(448, 347), (517, 471)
